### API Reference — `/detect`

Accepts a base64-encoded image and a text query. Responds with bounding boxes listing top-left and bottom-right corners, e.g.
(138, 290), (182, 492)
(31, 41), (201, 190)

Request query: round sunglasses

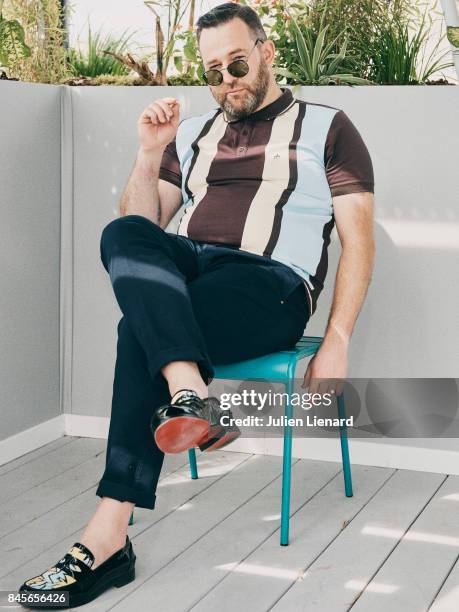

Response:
(202, 38), (264, 86)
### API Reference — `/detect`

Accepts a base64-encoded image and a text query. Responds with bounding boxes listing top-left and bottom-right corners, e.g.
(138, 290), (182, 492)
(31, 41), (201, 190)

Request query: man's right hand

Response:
(137, 97), (180, 152)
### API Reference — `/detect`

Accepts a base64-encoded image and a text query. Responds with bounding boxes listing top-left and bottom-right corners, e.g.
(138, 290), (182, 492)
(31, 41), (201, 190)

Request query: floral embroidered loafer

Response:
(18, 535), (135, 608)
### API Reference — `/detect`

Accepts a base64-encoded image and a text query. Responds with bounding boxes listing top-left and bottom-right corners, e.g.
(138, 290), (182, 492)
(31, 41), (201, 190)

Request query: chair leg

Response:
(280, 379), (294, 546)
(337, 393), (353, 497)
(188, 448), (198, 479)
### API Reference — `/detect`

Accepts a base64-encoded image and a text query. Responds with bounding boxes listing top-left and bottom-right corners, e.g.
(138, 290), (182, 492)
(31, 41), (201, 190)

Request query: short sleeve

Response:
(324, 110), (374, 197)
(159, 138), (182, 189)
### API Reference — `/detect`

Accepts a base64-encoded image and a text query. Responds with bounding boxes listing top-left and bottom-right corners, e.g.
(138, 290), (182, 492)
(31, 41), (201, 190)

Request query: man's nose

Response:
(221, 68), (237, 87)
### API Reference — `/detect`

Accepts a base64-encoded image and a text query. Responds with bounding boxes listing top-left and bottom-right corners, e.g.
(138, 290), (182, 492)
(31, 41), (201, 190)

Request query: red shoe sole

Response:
(154, 416), (209, 454)
(196, 423), (224, 446)
(200, 429), (241, 452)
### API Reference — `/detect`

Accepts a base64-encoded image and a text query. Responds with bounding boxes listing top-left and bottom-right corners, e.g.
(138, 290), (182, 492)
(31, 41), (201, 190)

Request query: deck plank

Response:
(192, 464), (394, 612)
(0, 445), (190, 539)
(0, 436), (76, 476)
(1, 439), (457, 612)
(351, 475), (459, 612)
(0, 450), (247, 584)
(429, 555), (459, 612)
(269, 470), (446, 612)
(0, 437), (106, 506)
(107, 459), (341, 611)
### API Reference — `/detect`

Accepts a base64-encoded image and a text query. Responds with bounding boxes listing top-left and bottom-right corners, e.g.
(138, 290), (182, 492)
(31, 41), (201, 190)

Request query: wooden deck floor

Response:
(0, 436), (458, 611)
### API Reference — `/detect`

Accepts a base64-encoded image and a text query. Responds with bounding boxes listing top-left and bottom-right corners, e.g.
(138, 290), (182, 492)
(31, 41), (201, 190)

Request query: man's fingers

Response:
(140, 107), (160, 125)
(302, 367), (311, 390)
(146, 102), (169, 124)
(155, 98), (179, 115)
(141, 99), (179, 125)
(308, 377), (320, 395)
(155, 99), (179, 121)
(325, 378), (337, 397)
(317, 379), (329, 398)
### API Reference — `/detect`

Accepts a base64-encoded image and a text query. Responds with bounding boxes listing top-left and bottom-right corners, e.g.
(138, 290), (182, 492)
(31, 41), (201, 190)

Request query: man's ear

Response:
(262, 39), (276, 66)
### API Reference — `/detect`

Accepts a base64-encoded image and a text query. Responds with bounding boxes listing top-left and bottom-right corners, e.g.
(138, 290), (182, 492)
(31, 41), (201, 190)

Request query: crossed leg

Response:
(82, 215), (308, 567)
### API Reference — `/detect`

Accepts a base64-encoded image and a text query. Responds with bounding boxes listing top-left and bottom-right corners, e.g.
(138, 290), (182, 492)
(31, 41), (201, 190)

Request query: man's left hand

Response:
(301, 331), (348, 397)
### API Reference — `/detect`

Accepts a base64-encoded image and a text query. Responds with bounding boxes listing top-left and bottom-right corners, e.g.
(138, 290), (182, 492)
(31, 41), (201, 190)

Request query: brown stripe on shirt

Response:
(186, 117), (275, 245)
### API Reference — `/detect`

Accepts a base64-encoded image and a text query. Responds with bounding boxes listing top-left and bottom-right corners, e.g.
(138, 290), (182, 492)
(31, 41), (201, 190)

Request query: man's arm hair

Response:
(119, 148), (165, 223)
(325, 191), (375, 344)
(119, 148), (183, 227)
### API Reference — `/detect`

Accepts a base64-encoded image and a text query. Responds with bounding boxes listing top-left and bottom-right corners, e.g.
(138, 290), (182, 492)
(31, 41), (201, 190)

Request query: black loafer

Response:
(18, 535), (135, 608)
(151, 389), (241, 454)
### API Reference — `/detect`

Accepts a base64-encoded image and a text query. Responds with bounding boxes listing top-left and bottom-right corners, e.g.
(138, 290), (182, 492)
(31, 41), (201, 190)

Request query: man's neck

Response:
(252, 84), (284, 114)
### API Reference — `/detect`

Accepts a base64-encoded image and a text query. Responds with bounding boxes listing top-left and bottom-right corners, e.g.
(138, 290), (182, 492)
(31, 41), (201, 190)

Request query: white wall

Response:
(0, 82), (61, 442)
(69, 86), (218, 418)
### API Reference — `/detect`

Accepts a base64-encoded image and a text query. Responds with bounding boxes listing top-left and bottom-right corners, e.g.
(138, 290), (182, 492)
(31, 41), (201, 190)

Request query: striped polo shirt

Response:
(159, 87), (374, 315)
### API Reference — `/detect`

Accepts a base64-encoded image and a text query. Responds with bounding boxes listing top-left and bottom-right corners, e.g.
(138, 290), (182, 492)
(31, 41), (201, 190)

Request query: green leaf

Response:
(273, 66), (296, 79)
(327, 39), (348, 75)
(287, 14), (312, 78)
(325, 73), (374, 85)
(67, 24), (133, 77)
(311, 24), (328, 75)
(447, 26), (459, 48)
(183, 38), (196, 62)
(174, 54), (183, 72)
(0, 18), (31, 67)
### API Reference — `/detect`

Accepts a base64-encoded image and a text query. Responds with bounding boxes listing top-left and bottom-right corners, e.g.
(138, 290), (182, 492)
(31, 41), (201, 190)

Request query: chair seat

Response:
(213, 336), (323, 381)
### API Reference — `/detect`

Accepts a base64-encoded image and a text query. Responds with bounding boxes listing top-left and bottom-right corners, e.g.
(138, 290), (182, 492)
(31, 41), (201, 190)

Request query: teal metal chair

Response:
(129, 335), (353, 545)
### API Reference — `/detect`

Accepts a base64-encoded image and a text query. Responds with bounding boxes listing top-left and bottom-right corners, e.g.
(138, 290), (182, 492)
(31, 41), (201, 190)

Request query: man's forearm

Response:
(119, 147), (165, 223)
(324, 241), (375, 346)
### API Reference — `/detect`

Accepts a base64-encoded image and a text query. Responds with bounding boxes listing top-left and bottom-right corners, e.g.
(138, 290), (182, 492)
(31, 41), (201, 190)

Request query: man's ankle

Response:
(79, 534), (126, 568)
(170, 385), (208, 401)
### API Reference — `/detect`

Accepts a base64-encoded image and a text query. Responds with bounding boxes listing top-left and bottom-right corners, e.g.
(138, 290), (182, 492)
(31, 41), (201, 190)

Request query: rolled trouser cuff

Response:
(95, 478), (157, 510)
(148, 345), (215, 386)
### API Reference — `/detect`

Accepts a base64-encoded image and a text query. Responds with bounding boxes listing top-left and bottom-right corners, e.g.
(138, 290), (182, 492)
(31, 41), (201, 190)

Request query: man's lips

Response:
(227, 88), (245, 95)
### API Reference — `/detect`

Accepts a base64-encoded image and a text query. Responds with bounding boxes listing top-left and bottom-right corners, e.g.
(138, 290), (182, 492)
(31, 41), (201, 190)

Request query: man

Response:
(19, 3), (374, 606)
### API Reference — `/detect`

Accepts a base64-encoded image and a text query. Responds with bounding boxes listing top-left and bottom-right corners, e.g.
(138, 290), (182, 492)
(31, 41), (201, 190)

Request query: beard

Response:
(213, 57), (271, 122)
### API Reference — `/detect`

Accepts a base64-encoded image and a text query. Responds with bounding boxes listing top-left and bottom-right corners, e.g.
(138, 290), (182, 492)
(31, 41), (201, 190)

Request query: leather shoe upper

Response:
(151, 389), (223, 431)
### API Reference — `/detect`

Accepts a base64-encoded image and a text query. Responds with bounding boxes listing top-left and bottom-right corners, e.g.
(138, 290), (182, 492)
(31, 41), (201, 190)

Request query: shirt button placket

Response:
(237, 121), (249, 156)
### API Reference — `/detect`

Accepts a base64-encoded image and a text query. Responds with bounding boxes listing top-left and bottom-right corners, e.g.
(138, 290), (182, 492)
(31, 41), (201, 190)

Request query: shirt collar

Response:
(219, 87), (294, 123)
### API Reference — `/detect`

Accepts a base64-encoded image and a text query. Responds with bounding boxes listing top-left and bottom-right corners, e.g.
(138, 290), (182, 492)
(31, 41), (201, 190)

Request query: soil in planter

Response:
(424, 78), (455, 85)
(0, 70), (19, 81)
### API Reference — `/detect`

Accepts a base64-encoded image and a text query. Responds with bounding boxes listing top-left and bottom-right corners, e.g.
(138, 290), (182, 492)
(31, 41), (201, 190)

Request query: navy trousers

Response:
(95, 214), (310, 509)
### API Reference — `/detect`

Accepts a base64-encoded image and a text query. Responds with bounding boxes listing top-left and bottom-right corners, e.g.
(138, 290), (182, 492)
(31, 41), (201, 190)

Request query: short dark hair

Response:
(195, 2), (268, 46)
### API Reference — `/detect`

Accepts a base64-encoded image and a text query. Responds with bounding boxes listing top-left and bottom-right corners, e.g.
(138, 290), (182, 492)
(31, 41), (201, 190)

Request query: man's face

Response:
(199, 18), (271, 122)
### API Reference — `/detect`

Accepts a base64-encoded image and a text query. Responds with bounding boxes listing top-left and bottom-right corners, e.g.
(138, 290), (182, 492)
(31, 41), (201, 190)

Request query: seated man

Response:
(19, 2), (375, 607)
